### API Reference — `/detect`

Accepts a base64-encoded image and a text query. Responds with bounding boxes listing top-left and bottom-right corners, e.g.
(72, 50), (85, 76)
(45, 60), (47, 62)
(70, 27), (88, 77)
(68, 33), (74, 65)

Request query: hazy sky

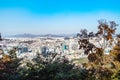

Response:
(0, 0), (120, 36)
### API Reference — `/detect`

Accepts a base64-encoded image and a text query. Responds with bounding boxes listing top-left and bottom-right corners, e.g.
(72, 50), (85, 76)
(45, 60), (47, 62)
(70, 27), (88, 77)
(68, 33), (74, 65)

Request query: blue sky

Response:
(0, 0), (120, 36)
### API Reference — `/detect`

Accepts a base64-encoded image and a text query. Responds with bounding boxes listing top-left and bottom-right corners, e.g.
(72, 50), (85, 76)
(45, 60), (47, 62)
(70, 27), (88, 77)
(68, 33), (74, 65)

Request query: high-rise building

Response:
(18, 46), (28, 54)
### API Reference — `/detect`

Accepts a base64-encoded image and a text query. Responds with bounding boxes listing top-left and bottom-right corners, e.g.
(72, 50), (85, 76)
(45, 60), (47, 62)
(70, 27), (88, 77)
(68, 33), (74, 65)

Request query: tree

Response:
(96, 20), (118, 49)
(0, 48), (22, 80)
(20, 52), (85, 80)
(77, 20), (119, 80)
(8, 47), (18, 59)
(109, 36), (120, 79)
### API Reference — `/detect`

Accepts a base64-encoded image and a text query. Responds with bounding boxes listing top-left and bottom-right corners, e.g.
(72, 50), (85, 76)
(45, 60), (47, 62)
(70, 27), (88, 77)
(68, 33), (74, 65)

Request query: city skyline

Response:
(0, 0), (120, 36)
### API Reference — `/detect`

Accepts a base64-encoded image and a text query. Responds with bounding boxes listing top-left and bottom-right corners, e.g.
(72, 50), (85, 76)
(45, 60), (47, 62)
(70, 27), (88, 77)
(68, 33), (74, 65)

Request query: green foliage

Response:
(8, 47), (18, 59)
(19, 54), (86, 80)
(0, 55), (22, 80)
(0, 47), (22, 80)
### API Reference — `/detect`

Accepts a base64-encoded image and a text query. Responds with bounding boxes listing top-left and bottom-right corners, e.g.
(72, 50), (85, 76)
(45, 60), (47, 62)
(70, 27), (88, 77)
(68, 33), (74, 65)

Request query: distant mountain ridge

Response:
(11, 33), (76, 38)
(13, 34), (37, 38)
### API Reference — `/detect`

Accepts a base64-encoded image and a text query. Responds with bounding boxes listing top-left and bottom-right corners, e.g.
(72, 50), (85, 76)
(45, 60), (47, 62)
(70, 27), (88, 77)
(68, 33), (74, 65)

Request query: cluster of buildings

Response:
(0, 33), (116, 61)
(0, 33), (87, 61)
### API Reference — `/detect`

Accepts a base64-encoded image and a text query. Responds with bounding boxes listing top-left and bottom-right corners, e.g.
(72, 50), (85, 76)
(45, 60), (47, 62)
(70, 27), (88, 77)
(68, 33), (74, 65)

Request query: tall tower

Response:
(0, 33), (2, 41)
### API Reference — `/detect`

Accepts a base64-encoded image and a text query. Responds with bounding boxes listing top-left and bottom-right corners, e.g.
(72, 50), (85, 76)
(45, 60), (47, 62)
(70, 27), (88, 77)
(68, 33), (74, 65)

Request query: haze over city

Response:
(0, 0), (120, 36)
